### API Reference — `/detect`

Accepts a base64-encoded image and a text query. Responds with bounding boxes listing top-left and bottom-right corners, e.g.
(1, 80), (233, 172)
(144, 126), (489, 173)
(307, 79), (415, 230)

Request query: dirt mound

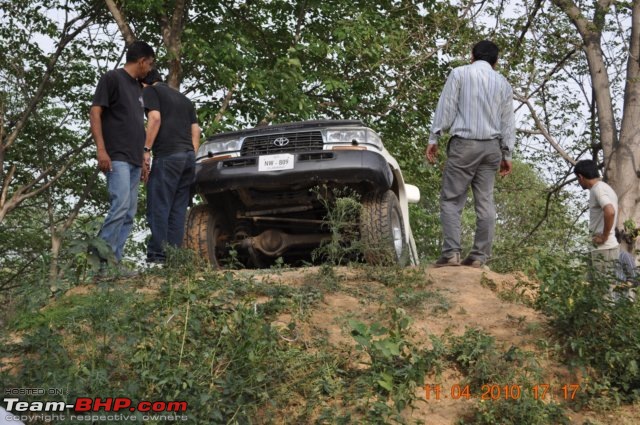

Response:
(262, 265), (638, 424)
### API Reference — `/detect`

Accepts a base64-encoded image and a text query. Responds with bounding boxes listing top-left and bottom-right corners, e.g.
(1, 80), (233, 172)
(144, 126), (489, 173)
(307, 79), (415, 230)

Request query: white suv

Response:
(185, 120), (420, 267)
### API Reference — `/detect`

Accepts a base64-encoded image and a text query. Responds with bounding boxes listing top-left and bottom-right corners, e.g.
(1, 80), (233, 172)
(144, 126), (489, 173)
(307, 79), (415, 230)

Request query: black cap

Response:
(142, 69), (162, 85)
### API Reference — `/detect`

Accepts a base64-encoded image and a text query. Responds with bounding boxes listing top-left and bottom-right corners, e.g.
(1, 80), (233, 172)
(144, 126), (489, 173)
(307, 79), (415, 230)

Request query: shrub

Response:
(535, 252), (640, 404)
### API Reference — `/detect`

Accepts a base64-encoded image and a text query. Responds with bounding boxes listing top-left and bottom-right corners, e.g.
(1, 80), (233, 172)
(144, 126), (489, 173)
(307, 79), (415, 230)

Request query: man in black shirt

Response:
(141, 69), (200, 264)
(90, 41), (155, 266)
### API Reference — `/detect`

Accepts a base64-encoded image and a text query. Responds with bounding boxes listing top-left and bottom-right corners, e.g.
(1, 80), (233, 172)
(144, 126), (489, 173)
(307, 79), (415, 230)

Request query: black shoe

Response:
(433, 253), (460, 268)
(461, 257), (487, 269)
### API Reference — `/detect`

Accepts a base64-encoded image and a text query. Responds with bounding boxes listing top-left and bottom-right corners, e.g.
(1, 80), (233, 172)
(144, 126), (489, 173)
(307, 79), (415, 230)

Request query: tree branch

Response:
(2, 13), (93, 153)
(514, 0), (544, 52)
(515, 94), (576, 165)
(521, 172), (578, 244)
(214, 85), (237, 124)
(0, 164), (16, 210)
(552, 0), (593, 38)
(104, 0), (136, 45)
(0, 139), (92, 223)
(517, 48), (578, 109)
(60, 169), (99, 235)
(554, 0), (618, 164)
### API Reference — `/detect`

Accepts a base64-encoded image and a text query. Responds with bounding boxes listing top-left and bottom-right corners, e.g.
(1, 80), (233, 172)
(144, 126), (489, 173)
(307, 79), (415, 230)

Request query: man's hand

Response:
(142, 152), (151, 183)
(425, 144), (438, 164)
(97, 148), (112, 173)
(592, 233), (607, 246)
(499, 160), (512, 177)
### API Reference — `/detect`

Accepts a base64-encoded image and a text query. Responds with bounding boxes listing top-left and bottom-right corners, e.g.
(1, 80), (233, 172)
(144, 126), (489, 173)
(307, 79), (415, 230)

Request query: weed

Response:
(394, 288), (435, 308)
(479, 273), (497, 291)
(348, 308), (435, 423)
(270, 256), (287, 272)
(313, 263), (342, 291)
(312, 185), (362, 266)
(0, 266), (342, 424)
(362, 263), (427, 288)
(448, 328), (570, 425)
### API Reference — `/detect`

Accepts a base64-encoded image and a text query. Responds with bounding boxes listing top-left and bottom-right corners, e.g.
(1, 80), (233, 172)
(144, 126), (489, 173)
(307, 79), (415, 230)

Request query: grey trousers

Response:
(440, 137), (502, 262)
(590, 246), (633, 301)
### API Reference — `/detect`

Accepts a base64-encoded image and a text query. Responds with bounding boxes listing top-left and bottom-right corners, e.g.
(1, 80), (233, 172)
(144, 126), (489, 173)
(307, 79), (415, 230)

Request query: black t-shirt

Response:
(92, 69), (145, 166)
(142, 83), (198, 157)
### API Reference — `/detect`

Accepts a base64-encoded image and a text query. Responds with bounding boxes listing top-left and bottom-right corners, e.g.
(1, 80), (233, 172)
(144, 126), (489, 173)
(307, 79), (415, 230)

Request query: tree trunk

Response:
(552, 0), (640, 243)
(552, 0), (618, 164)
(607, 1), (640, 249)
(160, 0), (188, 89)
(105, 0), (187, 89)
(49, 233), (62, 284)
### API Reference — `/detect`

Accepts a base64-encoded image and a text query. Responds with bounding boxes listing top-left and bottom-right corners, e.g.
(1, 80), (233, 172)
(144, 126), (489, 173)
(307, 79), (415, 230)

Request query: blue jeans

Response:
(146, 151), (195, 262)
(99, 161), (141, 261)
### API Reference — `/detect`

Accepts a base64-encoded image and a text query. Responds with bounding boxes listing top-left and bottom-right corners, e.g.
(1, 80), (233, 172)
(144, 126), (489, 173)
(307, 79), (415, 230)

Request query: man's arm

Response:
(499, 83), (516, 177)
(89, 105), (111, 172)
(144, 110), (161, 150)
(425, 70), (460, 164)
(191, 123), (201, 152)
(142, 110), (161, 182)
(593, 204), (616, 246)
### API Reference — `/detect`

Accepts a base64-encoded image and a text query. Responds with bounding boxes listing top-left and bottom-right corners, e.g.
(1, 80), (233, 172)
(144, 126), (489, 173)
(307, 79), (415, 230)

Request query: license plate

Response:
(258, 154), (294, 171)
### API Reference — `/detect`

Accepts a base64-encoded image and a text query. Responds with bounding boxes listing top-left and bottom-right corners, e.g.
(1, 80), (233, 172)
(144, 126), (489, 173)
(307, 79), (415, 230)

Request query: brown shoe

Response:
(433, 253), (460, 268)
(461, 257), (483, 268)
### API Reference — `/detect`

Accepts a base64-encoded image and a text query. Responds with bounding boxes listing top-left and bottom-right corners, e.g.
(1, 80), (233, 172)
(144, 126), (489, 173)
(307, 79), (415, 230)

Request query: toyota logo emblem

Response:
(273, 137), (290, 147)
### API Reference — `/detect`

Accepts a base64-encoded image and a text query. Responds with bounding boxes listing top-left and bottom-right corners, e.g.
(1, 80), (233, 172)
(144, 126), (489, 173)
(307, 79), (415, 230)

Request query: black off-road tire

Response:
(360, 190), (407, 266)
(185, 204), (230, 268)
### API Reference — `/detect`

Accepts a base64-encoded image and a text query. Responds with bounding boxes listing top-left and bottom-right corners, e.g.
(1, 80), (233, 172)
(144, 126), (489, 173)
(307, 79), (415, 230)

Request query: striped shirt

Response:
(616, 250), (638, 286)
(429, 60), (516, 160)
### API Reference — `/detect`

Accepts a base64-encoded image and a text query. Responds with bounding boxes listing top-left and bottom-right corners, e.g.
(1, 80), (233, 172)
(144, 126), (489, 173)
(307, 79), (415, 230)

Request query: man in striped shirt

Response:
(425, 40), (516, 268)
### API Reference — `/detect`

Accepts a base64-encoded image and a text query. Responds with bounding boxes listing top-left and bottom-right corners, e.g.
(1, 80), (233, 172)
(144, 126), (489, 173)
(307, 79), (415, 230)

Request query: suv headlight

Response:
(197, 138), (242, 160)
(325, 128), (383, 150)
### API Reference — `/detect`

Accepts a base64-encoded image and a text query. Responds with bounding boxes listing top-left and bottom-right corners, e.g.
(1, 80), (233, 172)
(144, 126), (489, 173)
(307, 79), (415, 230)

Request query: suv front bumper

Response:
(194, 149), (394, 194)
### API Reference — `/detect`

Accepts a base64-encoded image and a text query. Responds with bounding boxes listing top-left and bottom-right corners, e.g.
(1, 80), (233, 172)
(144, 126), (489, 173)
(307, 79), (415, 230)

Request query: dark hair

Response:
(574, 159), (600, 179)
(142, 69), (162, 85)
(472, 40), (499, 66)
(126, 41), (155, 63)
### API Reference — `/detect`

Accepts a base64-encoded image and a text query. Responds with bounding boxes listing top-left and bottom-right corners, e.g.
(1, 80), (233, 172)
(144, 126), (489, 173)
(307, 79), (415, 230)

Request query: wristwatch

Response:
(143, 146), (152, 153)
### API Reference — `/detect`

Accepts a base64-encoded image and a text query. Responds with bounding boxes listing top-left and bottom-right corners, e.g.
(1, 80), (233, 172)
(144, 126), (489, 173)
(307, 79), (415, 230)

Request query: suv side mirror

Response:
(405, 184), (421, 204)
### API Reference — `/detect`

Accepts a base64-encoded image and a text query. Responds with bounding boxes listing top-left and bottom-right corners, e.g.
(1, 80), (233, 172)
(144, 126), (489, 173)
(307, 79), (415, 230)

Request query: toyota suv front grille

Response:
(241, 131), (323, 156)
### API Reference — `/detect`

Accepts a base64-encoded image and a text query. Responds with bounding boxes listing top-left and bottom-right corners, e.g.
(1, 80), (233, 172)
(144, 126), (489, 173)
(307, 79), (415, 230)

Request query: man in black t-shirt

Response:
(141, 69), (201, 264)
(90, 41), (155, 266)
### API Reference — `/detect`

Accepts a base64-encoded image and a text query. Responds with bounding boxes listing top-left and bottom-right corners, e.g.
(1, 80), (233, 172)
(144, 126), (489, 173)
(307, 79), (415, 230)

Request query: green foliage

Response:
(448, 328), (570, 425)
(0, 0), (117, 298)
(362, 264), (451, 313)
(1, 264), (335, 424)
(348, 308), (435, 423)
(491, 161), (581, 273)
(410, 158), (580, 268)
(312, 186), (362, 265)
(535, 253), (640, 404)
